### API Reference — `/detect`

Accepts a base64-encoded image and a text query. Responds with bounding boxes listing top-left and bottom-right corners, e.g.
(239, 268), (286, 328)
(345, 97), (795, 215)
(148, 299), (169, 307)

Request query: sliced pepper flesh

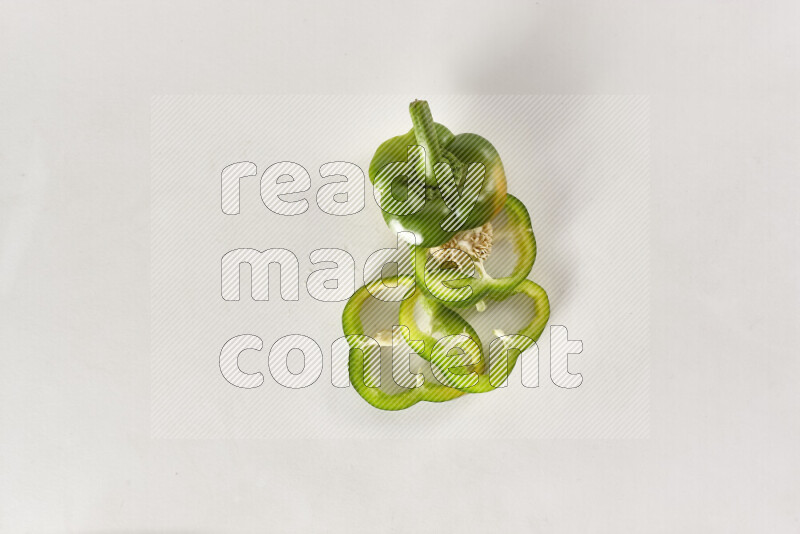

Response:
(342, 276), (482, 410)
(430, 279), (550, 394)
(398, 286), (486, 391)
(413, 194), (536, 308)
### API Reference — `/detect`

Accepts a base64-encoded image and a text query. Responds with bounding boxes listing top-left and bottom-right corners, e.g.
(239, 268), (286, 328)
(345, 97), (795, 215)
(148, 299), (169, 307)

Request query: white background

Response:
(1, 1), (798, 532)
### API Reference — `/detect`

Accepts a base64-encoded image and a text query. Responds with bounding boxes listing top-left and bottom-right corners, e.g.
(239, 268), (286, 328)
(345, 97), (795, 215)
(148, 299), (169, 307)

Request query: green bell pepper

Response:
(402, 279), (550, 394)
(369, 100), (508, 248)
(341, 276), (483, 411)
(413, 194), (536, 308)
(397, 283), (486, 391)
(344, 99), (551, 411)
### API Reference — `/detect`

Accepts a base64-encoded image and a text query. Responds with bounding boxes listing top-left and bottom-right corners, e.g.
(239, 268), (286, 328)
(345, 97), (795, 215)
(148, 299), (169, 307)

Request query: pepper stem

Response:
(409, 99), (444, 181)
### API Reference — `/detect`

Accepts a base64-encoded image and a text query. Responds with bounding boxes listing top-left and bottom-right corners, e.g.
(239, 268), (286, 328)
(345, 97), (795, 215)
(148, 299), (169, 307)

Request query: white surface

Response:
(1, 0), (798, 532)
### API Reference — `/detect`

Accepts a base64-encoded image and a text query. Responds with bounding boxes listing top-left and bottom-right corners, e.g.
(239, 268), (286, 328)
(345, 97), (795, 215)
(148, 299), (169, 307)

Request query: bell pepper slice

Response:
(397, 285), (486, 391)
(406, 279), (550, 394)
(341, 276), (482, 410)
(413, 194), (536, 308)
(369, 100), (507, 247)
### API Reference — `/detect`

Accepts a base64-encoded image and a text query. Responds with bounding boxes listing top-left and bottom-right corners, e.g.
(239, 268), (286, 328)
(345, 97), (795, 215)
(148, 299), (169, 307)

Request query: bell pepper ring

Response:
(341, 276), (483, 411)
(369, 100), (508, 248)
(401, 279), (550, 394)
(397, 284), (486, 391)
(413, 194), (536, 308)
